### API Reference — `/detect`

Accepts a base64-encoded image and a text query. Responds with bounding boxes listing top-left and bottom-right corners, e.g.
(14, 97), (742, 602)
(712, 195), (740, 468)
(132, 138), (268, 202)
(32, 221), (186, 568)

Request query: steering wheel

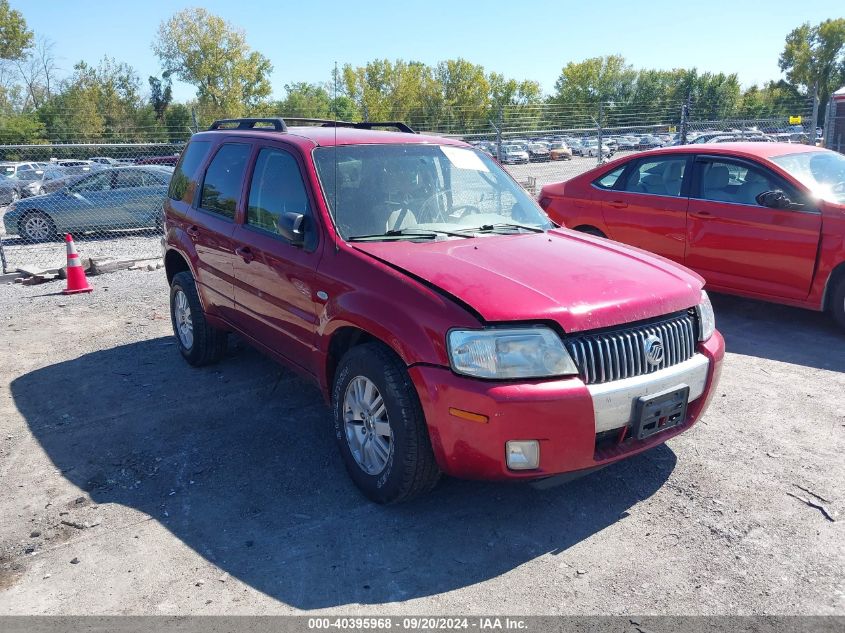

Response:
(418, 189), (482, 223)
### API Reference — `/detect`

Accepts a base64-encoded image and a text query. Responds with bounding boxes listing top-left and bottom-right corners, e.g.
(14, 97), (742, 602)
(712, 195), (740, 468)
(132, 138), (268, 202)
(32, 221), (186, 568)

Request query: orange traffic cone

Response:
(62, 233), (93, 295)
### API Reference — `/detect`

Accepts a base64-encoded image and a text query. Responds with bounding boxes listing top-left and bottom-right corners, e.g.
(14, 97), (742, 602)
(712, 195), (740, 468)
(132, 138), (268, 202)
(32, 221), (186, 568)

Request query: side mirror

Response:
(277, 212), (305, 245)
(755, 189), (802, 209)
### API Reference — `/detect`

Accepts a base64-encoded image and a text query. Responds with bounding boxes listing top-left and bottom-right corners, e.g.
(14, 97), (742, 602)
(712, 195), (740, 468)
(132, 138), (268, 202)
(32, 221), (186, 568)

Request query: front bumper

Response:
(409, 331), (724, 480)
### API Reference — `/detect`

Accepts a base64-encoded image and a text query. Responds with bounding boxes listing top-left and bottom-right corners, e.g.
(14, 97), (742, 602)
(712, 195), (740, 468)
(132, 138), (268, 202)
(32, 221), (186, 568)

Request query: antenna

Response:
(333, 61), (339, 252)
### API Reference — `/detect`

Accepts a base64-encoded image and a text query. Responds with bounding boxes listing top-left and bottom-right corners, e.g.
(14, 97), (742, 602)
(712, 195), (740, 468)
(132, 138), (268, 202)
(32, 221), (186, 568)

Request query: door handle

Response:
(235, 246), (254, 263)
(186, 225), (200, 238)
(609, 200), (628, 209)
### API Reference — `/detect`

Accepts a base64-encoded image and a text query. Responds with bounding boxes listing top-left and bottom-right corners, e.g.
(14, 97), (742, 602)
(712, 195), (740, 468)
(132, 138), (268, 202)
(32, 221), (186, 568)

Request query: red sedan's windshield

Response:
(770, 150), (845, 204)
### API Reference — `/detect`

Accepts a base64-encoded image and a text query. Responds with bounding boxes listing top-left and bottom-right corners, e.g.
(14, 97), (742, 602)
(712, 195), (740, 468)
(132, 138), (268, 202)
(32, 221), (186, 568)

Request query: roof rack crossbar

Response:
(208, 118), (288, 132)
(353, 121), (417, 134)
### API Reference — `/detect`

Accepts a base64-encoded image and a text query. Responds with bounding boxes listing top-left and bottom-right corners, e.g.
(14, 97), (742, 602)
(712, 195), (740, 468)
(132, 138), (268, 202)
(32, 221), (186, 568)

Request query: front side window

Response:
(770, 150), (845, 205)
(313, 144), (551, 240)
(697, 160), (781, 206)
(621, 157), (688, 197)
(246, 148), (311, 239)
(199, 143), (251, 220)
(114, 170), (146, 189)
(168, 140), (211, 202)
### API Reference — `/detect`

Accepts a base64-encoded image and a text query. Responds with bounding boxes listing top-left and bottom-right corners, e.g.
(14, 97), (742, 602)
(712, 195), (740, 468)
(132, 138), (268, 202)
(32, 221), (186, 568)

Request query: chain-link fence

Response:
(0, 97), (819, 273)
(0, 143), (182, 273)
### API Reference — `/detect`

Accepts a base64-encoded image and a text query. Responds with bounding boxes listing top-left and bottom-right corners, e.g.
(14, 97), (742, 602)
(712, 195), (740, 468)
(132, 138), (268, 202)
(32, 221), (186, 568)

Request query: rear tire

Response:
(332, 342), (440, 504)
(19, 211), (56, 242)
(169, 271), (227, 366)
(830, 275), (845, 332)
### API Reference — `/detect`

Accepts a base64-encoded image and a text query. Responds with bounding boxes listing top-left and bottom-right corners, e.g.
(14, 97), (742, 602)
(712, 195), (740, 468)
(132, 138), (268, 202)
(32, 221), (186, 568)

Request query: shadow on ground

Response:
(11, 337), (675, 609)
(710, 293), (844, 372)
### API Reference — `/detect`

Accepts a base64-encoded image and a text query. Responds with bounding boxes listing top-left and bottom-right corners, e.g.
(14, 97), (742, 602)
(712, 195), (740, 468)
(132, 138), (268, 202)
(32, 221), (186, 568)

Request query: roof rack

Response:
(285, 118), (417, 134)
(206, 117), (417, 135)
(208, 118), (288, 131)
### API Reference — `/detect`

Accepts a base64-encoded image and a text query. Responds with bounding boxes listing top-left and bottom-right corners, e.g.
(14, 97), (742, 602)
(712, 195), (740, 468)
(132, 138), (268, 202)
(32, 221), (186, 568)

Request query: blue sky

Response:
(14, 0), (845, 101)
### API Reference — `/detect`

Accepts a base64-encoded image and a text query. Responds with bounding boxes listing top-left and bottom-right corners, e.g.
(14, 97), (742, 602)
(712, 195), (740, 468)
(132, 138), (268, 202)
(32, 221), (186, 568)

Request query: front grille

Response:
(564, 311), (697, 385)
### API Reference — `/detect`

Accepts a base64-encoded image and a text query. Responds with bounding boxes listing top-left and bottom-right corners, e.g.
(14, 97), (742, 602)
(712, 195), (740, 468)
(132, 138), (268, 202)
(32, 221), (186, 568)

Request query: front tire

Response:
(332, 342), (440, 504)
(830, 275), (845, 332)
(169, 271), (227, 366)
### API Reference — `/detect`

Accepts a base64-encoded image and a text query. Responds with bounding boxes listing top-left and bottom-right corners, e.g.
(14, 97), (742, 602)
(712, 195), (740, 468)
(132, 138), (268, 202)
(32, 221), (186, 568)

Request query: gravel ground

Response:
(0, 268), (843, 615)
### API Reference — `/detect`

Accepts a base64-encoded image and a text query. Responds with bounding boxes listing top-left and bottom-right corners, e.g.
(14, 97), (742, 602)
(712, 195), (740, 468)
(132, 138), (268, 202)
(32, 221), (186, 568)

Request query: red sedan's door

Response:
(596, 155), (691, 264)
(231, 146), (324, 377)
(685, 156), (822, 300)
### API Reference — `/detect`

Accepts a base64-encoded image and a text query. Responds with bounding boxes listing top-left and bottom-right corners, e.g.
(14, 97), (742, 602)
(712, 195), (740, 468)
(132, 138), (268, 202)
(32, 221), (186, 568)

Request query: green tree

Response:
(779, 18), (845, 127)
(278, 82), (332, 118)
(552, 55), (637, 105)
(153, 8), (273, 119)
(0, 0), (32, 60)
(149, 73), (173, 121)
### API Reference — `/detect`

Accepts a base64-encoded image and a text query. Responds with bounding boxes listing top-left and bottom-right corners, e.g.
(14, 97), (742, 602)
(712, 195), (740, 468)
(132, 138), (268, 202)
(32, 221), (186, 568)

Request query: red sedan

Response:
(539, 143), (845, 330)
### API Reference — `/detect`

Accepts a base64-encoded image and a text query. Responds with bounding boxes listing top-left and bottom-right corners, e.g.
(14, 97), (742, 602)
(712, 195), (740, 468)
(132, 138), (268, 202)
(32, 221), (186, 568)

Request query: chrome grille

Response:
(565, 311), (697, 385)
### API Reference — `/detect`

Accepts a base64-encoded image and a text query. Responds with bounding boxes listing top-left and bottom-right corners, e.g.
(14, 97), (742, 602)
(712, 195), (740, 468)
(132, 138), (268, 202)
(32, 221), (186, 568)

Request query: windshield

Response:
(770, 150), (845, 204)
(313, 144), (551, 240)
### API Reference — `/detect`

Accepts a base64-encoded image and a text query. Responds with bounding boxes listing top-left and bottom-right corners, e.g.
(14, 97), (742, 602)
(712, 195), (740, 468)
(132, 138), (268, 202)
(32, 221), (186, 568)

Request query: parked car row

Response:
(0, 156), (181, 206)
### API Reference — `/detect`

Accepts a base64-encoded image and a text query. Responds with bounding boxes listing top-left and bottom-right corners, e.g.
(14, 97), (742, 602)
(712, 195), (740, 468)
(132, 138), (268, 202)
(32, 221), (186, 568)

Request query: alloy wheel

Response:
(173, 289), (194, 349)
(342, 376), (393, 475)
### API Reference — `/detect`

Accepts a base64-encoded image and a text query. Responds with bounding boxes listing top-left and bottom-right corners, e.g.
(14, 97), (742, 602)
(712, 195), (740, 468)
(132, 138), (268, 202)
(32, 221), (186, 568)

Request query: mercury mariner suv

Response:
(162, 117), (725, 503)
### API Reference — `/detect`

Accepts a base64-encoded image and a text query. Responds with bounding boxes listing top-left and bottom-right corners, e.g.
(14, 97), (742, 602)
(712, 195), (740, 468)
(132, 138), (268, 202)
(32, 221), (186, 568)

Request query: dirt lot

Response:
(0, 268), (843, 615)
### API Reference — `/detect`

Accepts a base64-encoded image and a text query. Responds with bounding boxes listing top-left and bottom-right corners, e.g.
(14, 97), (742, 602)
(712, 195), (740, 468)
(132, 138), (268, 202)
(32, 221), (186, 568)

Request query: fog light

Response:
(506, 440), (540, 470)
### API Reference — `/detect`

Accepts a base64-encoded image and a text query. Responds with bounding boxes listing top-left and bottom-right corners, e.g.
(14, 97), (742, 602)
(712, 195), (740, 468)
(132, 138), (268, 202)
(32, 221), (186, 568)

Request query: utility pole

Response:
(596, 102), (604, 166)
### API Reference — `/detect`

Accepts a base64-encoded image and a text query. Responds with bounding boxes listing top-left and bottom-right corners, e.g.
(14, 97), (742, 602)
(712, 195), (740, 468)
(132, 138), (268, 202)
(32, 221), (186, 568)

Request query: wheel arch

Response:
(164, 248), (192, 285)
(822, 260), (845, 312)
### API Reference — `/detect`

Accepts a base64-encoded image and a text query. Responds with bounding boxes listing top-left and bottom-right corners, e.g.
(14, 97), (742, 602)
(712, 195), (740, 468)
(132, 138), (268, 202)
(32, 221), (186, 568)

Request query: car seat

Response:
(702, 165), (731, 202)
(662, 161), (684, 197)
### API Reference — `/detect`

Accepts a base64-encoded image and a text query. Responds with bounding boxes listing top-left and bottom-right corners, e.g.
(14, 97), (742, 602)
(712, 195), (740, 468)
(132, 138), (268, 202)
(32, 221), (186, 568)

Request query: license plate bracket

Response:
(633, 385), (690, 440)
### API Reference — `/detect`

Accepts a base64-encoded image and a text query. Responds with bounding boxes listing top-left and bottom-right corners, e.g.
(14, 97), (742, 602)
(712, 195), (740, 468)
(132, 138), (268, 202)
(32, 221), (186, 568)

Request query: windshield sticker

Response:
(440, 146), (490, 172)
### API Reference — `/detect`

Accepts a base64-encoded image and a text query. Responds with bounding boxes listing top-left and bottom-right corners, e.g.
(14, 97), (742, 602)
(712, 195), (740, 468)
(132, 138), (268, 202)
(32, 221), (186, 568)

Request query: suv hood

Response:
(353, 230), (704, 333)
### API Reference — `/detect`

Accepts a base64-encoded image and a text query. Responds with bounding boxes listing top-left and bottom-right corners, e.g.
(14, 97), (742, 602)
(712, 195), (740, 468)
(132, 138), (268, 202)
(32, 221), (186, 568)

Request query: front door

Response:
(231, 146), (324, 377)
(685, 156), (822, 300)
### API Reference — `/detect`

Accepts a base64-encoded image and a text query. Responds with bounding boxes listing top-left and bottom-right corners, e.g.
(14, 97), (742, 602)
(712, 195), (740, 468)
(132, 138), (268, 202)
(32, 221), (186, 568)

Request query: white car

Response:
(584, 141), (612, 157)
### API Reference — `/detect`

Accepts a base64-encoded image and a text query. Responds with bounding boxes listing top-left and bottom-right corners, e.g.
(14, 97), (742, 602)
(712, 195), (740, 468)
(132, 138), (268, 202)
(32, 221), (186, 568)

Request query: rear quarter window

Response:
(168, 141), (211, 203)
(593, 165), (625, 189)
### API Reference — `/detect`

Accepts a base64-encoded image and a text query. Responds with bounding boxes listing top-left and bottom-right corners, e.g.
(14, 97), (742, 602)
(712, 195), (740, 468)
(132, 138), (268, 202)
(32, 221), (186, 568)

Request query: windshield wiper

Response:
(347, 227), (474, 242)
(456, 223), (546, 235)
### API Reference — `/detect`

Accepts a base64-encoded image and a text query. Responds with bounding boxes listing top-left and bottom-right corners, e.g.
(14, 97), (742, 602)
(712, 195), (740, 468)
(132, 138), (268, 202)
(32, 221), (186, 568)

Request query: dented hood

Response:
(352, 230), (704, 333)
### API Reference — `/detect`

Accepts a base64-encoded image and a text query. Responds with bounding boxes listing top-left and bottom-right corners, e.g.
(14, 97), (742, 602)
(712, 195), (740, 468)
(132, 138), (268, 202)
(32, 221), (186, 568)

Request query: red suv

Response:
(539, 143), (845, 330)
(162, 117), (724, 503)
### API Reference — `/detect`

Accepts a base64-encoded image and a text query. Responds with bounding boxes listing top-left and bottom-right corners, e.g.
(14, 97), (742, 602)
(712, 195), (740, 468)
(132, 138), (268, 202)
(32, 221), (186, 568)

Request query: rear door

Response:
(188, 141), (253, 318)
(595, 154), (691, 263)
(230, 145), (324, 376)
(685, 156), (822, 299)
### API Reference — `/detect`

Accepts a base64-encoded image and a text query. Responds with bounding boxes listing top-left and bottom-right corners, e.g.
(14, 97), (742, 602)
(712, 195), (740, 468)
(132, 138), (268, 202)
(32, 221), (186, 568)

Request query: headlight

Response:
(695, 291), (715, 341)
(447, 326), (578, 379)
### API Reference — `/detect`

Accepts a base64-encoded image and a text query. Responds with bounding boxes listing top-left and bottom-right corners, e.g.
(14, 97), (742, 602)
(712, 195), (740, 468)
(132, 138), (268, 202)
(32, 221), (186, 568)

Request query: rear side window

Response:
(593, 166), (625, 189)
(620, 157), (688, 197)
(199, 143), (251, 220)
(168, 140), (211, 202)
(246, 148), (311, 238)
